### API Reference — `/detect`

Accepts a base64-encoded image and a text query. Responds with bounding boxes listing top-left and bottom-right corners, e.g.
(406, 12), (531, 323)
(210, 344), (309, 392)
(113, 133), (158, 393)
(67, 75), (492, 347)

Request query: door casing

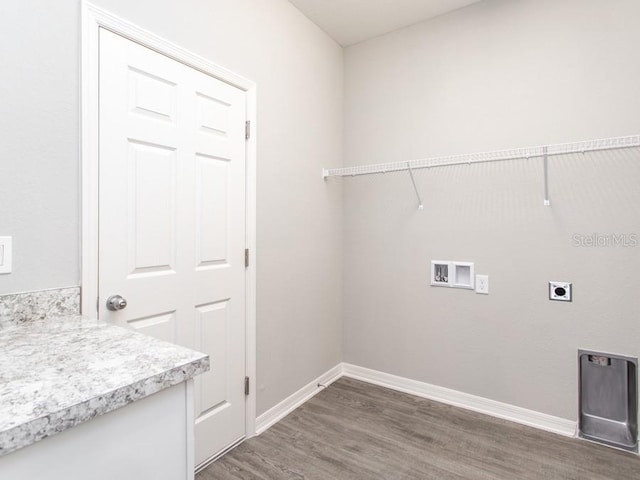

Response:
(80, 1), (257, 446)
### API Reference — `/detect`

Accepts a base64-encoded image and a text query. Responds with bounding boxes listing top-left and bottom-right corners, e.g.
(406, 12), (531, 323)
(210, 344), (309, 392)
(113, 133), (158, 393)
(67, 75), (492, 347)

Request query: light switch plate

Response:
(0, 237), (12, 274)
(549, 281), (572, 302)
(475, 274), (489, 294)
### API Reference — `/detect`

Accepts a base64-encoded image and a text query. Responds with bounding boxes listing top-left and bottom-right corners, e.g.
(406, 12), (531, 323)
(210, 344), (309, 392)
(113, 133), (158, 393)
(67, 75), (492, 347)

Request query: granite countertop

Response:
(0, 315), (209, 457)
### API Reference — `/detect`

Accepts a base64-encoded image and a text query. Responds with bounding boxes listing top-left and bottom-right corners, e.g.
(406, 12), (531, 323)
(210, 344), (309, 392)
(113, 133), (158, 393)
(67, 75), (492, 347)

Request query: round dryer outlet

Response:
(549, 281), (572, 302)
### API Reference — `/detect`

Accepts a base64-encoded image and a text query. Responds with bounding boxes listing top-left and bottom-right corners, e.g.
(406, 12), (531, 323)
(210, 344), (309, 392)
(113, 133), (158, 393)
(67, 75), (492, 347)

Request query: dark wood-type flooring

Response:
(197, 377), (640, 479)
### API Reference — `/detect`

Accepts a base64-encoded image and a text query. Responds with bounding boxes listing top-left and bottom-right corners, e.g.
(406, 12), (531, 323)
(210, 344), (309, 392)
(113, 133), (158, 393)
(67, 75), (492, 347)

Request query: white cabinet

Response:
(0, 381), (195, 480)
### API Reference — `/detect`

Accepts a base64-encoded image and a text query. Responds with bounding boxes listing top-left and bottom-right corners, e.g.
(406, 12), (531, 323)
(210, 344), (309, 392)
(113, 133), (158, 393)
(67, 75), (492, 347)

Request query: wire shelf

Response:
(322, 134), (640, 209)
(322, 134), (640, 179)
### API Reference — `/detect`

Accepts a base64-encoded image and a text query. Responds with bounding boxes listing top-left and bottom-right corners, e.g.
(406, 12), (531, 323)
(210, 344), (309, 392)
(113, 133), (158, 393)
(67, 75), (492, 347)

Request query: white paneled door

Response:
(98, 28), (247, 466)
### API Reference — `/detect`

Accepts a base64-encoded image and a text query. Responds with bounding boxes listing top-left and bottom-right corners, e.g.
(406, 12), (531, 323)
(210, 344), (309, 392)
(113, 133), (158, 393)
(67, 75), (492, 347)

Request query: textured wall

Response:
(0, 1), (80, 295)
(342, 0), (640, 420)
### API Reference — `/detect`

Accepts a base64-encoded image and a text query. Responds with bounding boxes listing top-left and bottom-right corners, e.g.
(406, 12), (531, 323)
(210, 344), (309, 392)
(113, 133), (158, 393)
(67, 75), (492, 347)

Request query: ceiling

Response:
(288, 0), (482, 47)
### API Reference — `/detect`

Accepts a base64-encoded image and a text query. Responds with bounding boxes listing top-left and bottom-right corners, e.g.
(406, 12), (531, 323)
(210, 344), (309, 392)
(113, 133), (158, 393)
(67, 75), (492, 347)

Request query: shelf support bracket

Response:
(407, 163), (424, 210)
(543, 146), (550, 206)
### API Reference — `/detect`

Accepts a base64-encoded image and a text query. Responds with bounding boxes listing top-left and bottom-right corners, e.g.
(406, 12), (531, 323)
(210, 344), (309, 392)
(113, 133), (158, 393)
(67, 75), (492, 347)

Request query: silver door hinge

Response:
(245, 376), (250, 396)
(245, 120), (250, 140)
(245, 248), (249, 268)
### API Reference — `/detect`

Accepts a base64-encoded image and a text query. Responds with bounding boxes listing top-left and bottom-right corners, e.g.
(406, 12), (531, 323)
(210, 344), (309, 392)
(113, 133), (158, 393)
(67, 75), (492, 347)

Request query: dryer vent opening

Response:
(579, 350), (638, 452)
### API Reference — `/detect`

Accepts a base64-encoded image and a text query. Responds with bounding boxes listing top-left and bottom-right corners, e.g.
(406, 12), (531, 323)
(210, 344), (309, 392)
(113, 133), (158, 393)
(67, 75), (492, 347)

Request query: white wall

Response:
(343, 0), (640, 420)
(0, 0), (344, 416)
(0, 1), (81, 294)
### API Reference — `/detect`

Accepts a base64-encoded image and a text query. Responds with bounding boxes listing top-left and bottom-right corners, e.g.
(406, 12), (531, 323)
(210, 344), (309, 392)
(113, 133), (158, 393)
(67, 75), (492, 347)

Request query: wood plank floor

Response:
(197, 378), (640, 479)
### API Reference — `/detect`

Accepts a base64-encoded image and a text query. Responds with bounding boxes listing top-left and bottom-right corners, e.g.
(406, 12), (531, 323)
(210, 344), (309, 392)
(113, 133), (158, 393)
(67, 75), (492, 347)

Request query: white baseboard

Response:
(255, 362), (576, 439)
(342, 363), (576, 438)
(255, 363), (343, 435)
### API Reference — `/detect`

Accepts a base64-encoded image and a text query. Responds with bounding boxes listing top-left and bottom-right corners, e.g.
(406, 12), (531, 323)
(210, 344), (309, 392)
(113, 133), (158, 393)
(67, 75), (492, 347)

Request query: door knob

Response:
(106, 295), (128, 311)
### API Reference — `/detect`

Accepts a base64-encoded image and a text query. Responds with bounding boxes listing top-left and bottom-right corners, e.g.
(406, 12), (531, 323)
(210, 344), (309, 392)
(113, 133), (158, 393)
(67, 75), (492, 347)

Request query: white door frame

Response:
(80, 1), (257, 441)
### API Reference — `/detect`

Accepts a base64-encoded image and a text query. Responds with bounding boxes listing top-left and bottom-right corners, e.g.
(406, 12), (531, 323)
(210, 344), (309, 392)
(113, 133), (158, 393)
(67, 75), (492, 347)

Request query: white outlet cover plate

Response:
(475, 274), (489, 294)
(549, 281), (572, 302)
(0, 236), (12, 274)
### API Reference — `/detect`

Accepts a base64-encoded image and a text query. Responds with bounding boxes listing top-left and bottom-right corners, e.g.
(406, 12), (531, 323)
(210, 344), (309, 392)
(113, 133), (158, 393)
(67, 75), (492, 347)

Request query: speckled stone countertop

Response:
(0, 315), (209, 457)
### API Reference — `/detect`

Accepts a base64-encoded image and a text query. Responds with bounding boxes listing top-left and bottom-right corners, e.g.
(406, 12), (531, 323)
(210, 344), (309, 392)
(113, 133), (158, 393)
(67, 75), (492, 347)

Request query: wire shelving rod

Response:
(322, 134), (640, 209)
(323, 135), (640, 179)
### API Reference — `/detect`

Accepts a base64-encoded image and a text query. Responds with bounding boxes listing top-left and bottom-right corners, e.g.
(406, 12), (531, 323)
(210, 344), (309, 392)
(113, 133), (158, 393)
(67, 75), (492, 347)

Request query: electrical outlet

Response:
(475, 274), (489, 294)
(549, 281), (572, 302)
(0, 237), (12, 274)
